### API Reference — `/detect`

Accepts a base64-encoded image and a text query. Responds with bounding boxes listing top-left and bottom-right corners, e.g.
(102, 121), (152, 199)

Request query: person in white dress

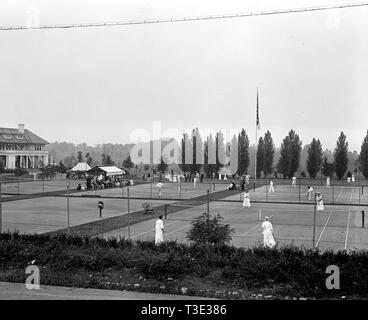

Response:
(352, 174), (355, 182)
(326, 177), (330, 188)
(292, 176), (297, 188)
(193, 177), (198, 188)
(316, 192), (324, 211)
(269, 180), (275, 193)
(307, 186), (314, 200)
(259, 216), (276, 248)
(155, 215), (164, 245)
(242, 189), (251, 208)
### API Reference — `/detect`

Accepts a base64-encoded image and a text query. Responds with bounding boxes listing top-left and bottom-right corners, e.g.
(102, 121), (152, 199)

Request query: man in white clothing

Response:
(307, 186), (314, 200)
(155, 215), (164, 245)
(292, 176), (297, 188)
(269, 180), (275, 193)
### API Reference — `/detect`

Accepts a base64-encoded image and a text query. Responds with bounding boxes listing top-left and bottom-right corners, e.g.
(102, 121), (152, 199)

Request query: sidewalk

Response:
(0, 282), (213, 300)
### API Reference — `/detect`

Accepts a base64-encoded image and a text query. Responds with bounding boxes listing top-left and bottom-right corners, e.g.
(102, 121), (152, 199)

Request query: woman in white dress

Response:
(155, 215), (164, 245)
(259, 216), (276, 248)
(316, 192), (324, 211)
(242, 189), (251, 208)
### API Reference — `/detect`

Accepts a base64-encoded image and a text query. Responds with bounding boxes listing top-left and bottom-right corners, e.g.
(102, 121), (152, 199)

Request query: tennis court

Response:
(222, 184), (368, 205)
(102, 200), (368, 252)
(0, 196), (174, 235)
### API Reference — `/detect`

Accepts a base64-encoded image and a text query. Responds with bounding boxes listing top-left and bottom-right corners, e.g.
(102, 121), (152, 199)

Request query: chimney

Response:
(18, 123), (25, 133)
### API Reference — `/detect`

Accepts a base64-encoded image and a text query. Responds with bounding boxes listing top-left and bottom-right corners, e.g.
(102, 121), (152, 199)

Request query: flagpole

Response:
(254, 88), (258, 181)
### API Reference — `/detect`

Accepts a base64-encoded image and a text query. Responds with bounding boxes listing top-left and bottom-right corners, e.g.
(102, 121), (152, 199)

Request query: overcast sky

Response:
(0, 0), (367, 151)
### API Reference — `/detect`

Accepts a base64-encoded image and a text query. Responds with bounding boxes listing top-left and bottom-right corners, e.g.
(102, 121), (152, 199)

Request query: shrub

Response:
(186, 213), (234, 245)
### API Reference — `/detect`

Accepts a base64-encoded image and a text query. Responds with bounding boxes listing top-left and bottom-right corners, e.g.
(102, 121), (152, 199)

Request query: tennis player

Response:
(259, 216), (276, 248)
(155, 215), (164, 245)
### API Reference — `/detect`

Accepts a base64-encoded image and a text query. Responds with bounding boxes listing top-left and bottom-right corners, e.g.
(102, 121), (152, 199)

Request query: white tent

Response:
(71, 162), (91, 172)
(99, 166), (125, 177)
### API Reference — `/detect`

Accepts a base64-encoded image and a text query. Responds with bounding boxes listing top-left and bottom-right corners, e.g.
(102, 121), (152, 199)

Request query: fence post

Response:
(362, 210), (365, 228)
(312, 193), (317, 248)
(298, 182), (301, 204)
(207, 189), (210, 218)
(128, 187), (131, 239)
(67, 181), (70, 236)
(332, 186), (335, 205)
(0, 183), (2, 233)
(266, 184), (268, 202)
(359, 186), (361, 205)
(150, 178), (153, 199)
(165, 204), (168, 220)
(179, 178), (182, 200)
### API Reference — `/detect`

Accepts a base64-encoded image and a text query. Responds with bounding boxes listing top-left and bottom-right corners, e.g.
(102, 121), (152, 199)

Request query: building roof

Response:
(0, 127), (48, 145)
(88, 166), (125, 176)
(71, 162), (91, 172)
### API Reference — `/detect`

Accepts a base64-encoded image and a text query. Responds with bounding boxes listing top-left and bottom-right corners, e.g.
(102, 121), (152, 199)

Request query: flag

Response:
(256, 89), (261, 130)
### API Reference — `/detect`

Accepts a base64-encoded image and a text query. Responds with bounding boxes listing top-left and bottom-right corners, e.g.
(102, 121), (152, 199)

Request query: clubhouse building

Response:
(0, 124), (49, 170)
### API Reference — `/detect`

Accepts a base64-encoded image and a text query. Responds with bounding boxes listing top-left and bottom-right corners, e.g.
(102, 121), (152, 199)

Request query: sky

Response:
(0, 0), (367, 152)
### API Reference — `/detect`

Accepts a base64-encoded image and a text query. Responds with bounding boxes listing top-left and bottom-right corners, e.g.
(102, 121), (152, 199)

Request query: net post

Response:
(253, 182), (255, 192)
(362, 210), (365, 228)
(332, 186), (334, 205)
(266, 184), (268, 202)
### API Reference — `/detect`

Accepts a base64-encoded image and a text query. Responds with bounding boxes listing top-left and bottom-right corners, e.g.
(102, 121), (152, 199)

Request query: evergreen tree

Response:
(77, 151), (83, 163)
(85, 152), (92, 165)
(359, 130), (368, 179)
(321, 156), (334, 177)
(204, 134), (217, 178)
(334, 132), (348, 180)
(237, 129), (249, 176)
(101, 153), (107, 166)
(157, 156), (168, 174)
(191, 128), (203, 174)
(123, 155), (134, 170)
(105, 155), (115, 166)
(256, 137), (265, 178)
(306, 138), (323, 178)
(263, 130), (275, 177)
(277, 130), (302, 178)
(216, 131), (226, 173)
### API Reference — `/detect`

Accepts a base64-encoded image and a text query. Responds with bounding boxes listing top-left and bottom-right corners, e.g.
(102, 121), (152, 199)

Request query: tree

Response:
(157, 156), (168, 174)
(186, 213), (234, 245)
(191, 128), (203, 174)
(306, 138), (323, 178)
(204, 134), (217, 178)
(101, 154), (107, 166)
(58, 161), (67, 173)
(179, 133), (191, 173)
(256, 137), (265, 178)
(216, 131), (226, 173)
(85, 152), (92, 166)
(321, 156), (334, 177)
(263, 130), (275, 177)
(237, 129), (250, 176)
(359, 130), (368, 179)
(334, 132), (348, 180)
(105, 155), (115, 166)
(63, 153), (76, 168)
(77, 151), (83, 163)
(277, 130), (302, 178)
(123, 155), (134, 170)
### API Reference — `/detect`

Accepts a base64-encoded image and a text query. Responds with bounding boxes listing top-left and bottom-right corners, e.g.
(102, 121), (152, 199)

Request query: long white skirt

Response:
(242, 197), (251, 207)
(317, 200), (324, 211)
(155, 231), (163, 245)
(263, 231), (276, 248)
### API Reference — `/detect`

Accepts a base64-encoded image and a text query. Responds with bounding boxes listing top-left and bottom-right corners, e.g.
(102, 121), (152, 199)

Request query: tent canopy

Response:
(71, 162), (91, 172)
(88, 166), (125, 177)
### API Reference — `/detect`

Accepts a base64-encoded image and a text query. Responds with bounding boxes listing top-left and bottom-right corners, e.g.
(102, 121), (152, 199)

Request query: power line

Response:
(1, 2), (368, 31)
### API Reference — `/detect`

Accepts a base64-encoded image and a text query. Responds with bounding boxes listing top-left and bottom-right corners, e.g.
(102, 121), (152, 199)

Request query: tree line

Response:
(55, 129), (368, 180)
